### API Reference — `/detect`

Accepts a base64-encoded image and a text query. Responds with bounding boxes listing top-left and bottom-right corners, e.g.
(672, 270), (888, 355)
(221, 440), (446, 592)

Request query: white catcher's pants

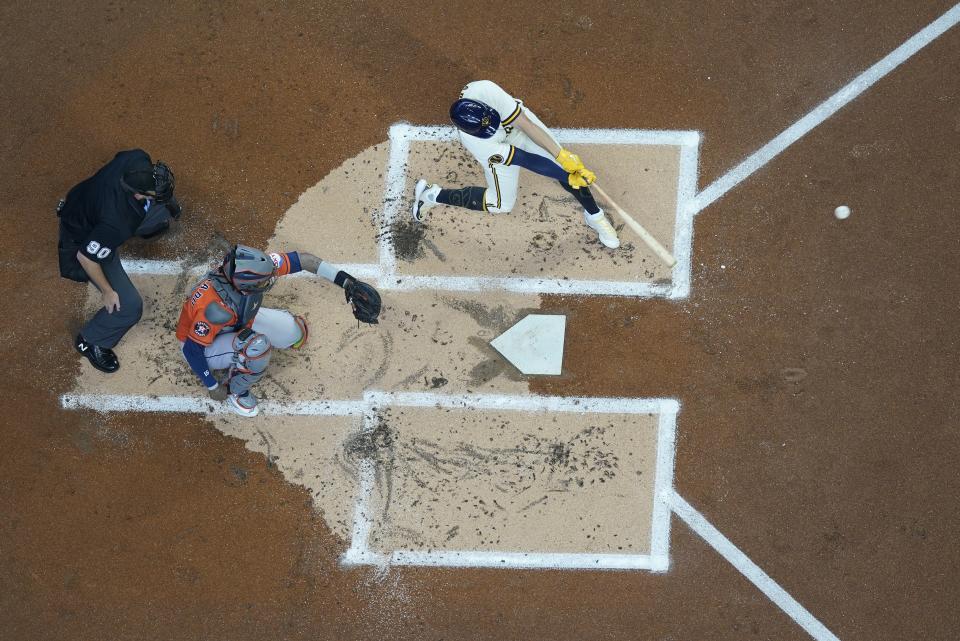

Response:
(202, 307), (302, 370)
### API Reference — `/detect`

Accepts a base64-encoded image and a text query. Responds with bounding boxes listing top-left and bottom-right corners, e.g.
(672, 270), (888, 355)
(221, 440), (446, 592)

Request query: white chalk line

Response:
(121, 259), (382, 282)
(61, 393), (368, 416)
(379, 126), (411, 282)
(344, 550), (667, 571)
(364, 390), (678, 415)
(392, 123), (700, 147)
(649, 407), (679, 570)
(344, 409), (377, 562)
(62, 390), (677, 417)
(671, 492), (840, 641)
(123, 261), (678, 298)
(670, 138), (701, 298)
(690, 3), (960, 215)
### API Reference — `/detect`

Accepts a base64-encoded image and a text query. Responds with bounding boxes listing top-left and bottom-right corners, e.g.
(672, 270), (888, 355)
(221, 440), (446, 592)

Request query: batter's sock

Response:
(558, 181), (601, 215)
(436, 186), (487, 212)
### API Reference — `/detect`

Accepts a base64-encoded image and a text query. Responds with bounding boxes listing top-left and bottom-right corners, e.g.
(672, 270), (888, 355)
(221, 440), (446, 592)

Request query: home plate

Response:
(490, 314), (566, 375)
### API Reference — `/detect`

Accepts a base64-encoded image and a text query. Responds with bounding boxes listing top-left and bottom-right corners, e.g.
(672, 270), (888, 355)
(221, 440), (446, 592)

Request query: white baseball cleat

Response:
(583, 209), (620, 249)
(228, 391), (260, 417)
(411, 179), (440, 222)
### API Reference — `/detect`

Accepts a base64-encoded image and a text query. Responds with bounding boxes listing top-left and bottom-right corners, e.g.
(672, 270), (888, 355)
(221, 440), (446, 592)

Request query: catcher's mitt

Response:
(344, 279), (381, 325)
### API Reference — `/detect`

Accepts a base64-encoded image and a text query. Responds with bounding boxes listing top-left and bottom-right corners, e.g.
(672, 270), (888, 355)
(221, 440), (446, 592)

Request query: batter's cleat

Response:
(583, 209), (620, 249)
(411, 179), (440, 222)
(228, 391), (260, 417)
(290, 315), (309, 350)
(75, 334), (119, 373)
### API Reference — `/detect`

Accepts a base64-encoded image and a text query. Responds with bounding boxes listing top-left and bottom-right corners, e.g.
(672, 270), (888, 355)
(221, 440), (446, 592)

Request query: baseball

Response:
(834, 205), (851, 220)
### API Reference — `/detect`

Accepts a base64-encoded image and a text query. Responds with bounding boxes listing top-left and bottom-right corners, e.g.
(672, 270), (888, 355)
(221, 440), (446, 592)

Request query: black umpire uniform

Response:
(57, 149), (178, 373)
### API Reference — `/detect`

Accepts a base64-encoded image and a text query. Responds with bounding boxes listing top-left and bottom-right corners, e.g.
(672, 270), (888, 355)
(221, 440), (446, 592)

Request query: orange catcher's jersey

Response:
(175, 251), (298, 345)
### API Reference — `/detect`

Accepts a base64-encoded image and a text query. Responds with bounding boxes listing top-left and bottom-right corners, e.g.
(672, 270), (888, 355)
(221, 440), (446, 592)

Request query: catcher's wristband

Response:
(316, 261), (339, 283)
(334, 270), (354, 288)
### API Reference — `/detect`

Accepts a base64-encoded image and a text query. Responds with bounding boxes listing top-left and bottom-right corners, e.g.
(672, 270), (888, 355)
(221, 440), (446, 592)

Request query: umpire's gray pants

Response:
(81, 252), (143, 348)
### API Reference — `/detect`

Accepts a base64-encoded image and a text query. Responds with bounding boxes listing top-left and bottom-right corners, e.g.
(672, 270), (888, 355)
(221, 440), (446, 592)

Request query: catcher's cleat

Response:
(411, 179), (440, 223)
(75, 334), (119, 373)
(583, 209), (620, 249)
(228, 391), (260, 417)
(291, 315), (309, 349)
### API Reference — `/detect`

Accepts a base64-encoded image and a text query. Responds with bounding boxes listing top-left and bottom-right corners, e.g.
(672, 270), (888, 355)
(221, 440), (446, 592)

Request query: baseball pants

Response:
(81, 251), (143, 349)
(482, 109), (556, 213)
(201, 308), (302, 371)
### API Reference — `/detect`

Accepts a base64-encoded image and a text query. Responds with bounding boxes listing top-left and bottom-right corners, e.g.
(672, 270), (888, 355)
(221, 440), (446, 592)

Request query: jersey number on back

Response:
(85, 241), (111, 260)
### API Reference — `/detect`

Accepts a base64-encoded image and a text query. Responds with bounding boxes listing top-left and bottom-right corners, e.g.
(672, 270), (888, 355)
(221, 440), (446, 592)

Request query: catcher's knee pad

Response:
(232, 329), (272, 375)
(290, 315), (308, 350)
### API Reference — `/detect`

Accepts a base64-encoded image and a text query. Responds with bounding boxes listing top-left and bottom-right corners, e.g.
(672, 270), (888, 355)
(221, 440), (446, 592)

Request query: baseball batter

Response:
(411, 80), (619, 249)
(176, 245), (381, 417)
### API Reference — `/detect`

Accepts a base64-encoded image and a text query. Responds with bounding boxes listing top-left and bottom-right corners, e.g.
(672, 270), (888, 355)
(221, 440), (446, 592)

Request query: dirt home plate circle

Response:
(66, 130), (688, 570)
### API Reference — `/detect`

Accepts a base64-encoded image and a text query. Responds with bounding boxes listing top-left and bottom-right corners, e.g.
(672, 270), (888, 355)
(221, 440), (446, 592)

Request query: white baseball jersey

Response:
(457, 80), (529, 167)
(455, 80), (561, 212)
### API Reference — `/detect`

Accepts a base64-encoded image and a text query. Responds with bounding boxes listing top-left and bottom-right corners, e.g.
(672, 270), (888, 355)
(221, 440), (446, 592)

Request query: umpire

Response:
(57, 149), (179, 373)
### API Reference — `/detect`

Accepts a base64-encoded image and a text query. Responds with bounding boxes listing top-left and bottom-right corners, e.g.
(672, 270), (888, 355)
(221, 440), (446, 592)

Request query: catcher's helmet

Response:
(121, 160), (176, 204)
(450, 98), (500, 139)
(222, 245), (277, 294)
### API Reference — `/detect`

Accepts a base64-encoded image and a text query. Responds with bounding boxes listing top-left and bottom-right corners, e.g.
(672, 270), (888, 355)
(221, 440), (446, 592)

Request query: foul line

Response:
(671, 492), (840, 641)
(690, 3), (960, 215)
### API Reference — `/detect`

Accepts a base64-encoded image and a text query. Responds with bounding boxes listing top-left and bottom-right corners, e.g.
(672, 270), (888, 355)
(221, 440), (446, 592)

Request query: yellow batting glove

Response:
(567, 171), (589, 189)
(555, 148), (585, 173)
(578, 167), (596, 185)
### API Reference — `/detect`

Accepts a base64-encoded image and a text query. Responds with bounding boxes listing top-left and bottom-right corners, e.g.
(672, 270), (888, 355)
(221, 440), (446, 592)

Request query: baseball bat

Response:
(591, 182), (676, 267)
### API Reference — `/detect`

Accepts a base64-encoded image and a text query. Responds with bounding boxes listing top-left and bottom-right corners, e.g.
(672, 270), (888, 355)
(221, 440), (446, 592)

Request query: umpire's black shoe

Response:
(75, 334), (119, 373)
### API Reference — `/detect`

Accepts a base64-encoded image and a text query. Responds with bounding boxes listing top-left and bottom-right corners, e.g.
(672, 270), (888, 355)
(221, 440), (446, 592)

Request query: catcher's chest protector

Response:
(208, 272), (265, 329)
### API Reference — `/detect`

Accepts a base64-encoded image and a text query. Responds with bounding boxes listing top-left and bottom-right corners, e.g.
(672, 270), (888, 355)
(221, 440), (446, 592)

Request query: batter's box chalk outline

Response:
(379, 123), (700, 299)
(341, 391), (678, 572)
(61, 389), (678, 571)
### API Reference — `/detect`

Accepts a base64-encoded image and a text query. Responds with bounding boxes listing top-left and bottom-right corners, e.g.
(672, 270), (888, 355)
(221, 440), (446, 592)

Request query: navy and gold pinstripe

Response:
(502, 101), (522, 125)
(487, 165), (502, 211)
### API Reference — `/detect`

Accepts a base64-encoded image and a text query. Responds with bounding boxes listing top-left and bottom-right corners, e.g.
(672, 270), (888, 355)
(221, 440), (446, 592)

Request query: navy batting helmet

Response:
(449, 99), (500, 139)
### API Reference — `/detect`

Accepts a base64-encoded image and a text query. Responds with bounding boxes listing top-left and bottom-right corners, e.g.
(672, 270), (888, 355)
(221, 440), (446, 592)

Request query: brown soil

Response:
(2, 2), (959, 640)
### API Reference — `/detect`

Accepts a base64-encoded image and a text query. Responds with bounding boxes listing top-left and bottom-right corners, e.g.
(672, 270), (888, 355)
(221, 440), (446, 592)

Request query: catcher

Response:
(175, 245), (381, 417)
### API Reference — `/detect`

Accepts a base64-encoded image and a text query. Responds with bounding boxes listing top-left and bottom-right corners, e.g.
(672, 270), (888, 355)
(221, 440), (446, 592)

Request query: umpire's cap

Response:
(450, 98), (500, 139)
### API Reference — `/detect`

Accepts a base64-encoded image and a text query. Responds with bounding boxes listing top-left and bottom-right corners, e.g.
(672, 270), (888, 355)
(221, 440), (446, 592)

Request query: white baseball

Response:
(834, 205), (851, 220)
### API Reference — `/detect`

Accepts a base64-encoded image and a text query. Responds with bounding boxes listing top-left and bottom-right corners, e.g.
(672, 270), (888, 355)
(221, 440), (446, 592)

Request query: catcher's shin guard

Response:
(228, 329), (272, 395)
